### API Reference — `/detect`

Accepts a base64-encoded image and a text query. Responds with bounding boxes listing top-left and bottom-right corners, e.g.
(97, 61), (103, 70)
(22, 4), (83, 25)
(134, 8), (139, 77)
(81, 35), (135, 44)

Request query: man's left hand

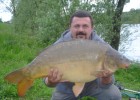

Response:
(96, 70), (113, 84)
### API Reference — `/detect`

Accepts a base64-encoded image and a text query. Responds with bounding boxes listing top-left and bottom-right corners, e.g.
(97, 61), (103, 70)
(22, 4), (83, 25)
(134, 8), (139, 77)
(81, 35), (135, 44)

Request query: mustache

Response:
(76, 32), (86, 36)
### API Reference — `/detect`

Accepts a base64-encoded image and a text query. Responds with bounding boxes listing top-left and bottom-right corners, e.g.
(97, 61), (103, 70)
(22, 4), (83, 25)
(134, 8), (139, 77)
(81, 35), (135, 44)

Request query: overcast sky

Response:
(0, 0), (140, 22)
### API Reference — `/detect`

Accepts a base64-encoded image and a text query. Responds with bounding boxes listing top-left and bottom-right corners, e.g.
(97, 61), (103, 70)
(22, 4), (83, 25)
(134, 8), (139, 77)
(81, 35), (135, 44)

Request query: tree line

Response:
(122, 9), (140, 24)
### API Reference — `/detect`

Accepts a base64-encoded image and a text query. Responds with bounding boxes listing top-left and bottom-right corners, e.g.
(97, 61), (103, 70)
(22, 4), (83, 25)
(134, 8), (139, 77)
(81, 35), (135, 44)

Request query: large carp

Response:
(4, 39), (131, 97)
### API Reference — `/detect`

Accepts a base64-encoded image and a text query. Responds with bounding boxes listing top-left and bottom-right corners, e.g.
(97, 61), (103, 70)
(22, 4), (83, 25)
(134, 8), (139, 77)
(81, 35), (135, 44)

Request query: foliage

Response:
(8, 0), (140, 52)
(3, 0), (140, 49)
(122, 9), (140, 24)
(12, 0), (38, 34)
(11, 0), (125, 48)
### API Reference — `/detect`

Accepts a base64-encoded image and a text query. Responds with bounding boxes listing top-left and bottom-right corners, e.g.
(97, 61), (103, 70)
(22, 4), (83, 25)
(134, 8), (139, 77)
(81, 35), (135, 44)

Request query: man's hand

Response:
(45, 68), (63, 87)
(96, 70), (113, 84)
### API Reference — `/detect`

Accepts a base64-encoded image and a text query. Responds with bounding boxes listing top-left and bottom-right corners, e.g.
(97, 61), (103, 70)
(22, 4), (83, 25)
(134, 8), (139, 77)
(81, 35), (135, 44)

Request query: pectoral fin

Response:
(72, 82), (85, 97)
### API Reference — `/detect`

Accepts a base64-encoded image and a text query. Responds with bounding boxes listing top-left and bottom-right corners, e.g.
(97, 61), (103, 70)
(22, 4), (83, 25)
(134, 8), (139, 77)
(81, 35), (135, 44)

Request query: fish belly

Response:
(51, 59), (103, 82)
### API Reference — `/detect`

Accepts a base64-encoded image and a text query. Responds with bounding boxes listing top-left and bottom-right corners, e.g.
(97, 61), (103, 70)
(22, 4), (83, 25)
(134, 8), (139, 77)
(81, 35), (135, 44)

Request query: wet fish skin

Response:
(4, 39), (131, 97)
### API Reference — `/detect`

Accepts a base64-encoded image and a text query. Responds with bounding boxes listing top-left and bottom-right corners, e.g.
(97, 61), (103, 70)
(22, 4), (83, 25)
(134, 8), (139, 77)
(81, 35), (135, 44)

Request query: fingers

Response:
(48, 68), (63, 83)
(96, 70), (113, 78)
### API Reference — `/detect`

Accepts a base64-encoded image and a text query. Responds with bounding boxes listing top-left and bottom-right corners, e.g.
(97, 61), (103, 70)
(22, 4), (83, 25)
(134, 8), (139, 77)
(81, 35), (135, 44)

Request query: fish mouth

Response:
(124, 64), (129, 68)
(123, 61), (132, 69)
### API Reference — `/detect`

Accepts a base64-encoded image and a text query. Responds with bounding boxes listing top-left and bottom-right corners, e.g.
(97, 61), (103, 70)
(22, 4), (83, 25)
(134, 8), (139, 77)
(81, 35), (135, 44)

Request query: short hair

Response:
(70, 10), (93, 26)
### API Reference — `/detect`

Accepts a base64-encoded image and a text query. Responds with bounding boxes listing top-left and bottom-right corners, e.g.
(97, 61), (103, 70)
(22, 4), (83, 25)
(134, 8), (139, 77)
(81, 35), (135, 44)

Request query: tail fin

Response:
(4, 67), (34, 97)
(18, 78), (33, 96)
(4, 68), (26, 84)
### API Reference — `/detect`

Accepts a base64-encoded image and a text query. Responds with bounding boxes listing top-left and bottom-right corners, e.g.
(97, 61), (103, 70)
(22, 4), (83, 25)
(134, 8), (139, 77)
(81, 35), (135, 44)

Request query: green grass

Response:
(0, 22), (140, 100)
(0, 22), (52, 99)
(115, 63), (140, 100)
(115, 63), (140, 90)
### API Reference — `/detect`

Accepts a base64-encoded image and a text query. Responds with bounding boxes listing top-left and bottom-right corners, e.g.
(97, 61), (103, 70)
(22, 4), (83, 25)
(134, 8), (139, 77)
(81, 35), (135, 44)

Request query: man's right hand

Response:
(44, 68), (63, 87)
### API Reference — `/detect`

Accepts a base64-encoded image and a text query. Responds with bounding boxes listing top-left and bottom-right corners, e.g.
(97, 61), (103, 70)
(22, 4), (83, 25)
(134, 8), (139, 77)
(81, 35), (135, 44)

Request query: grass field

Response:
(0, 23), (140, 100)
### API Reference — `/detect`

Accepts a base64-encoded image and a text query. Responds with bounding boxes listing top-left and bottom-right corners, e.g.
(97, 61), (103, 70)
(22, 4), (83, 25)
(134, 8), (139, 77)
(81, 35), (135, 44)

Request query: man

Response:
(44, 10), (122, 100)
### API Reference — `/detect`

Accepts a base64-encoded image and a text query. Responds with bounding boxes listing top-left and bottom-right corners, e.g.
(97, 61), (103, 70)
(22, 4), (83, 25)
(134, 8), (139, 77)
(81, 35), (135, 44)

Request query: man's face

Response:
(70, 17), (93, 39)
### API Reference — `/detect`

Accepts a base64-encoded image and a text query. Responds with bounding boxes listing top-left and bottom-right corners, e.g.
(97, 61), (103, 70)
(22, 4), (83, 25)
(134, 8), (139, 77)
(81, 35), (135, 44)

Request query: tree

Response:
(12, 0), (128, 49)
(13, 0), (39, 34)
(92, 0), (128, 50)
(111, 0), (127, 50)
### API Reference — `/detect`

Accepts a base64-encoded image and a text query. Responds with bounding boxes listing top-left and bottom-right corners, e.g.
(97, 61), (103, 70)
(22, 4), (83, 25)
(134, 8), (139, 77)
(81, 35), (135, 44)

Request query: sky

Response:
(0, 0), (11, 22)
(0, 0), (140, 22)
(123, 0), (140, 11)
